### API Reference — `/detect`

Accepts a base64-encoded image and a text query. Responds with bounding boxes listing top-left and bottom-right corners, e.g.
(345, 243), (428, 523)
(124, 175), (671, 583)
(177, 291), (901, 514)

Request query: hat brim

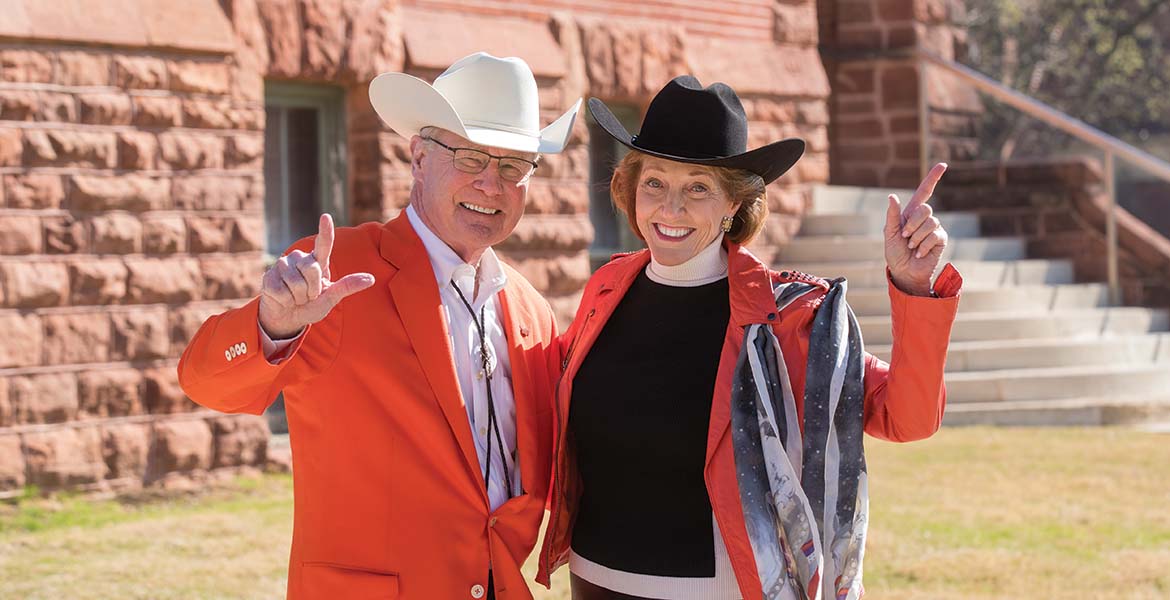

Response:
(369, 73), (581, 153)
(588, 97), (805, 184)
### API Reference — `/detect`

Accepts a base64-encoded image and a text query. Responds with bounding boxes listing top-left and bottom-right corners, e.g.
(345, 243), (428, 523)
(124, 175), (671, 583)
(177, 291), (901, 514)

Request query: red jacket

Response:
(537, 243), (962, 598)
(178, 213), (559, 599)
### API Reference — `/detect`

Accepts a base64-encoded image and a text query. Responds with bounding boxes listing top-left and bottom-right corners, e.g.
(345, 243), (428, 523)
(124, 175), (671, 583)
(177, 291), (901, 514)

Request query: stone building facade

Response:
(0, 0), (965, 495)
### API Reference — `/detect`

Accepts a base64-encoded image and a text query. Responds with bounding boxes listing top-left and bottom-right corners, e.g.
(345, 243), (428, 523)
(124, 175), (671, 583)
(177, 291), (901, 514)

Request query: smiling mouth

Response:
(460, 202), (501, 215)
(653, 223), (695, 240)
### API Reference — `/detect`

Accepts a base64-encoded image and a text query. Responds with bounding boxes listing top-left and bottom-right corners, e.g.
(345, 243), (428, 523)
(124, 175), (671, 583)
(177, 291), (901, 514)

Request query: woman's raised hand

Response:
(884, 162), (949, 296)
(258, 214), (376, 339)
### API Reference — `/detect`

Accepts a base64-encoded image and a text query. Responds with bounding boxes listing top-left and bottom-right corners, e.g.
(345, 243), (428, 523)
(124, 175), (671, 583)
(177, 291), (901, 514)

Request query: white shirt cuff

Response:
(259, 321), (304, 364)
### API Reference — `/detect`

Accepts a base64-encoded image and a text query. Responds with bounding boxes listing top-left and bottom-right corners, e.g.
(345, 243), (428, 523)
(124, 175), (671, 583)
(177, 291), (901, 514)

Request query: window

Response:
(587, 104), (645, 271)
(262, 83), (347, 434)
(263, 83), (348, 258)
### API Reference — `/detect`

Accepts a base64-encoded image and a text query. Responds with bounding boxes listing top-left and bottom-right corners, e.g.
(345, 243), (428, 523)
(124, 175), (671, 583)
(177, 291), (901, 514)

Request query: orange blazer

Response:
(178, 213), (559, 600)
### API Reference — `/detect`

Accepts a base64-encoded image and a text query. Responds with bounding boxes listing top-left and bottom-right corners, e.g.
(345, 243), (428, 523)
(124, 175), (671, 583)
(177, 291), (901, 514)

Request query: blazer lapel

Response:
(379, 214), (485, 499)
(495, 286), (538, 494)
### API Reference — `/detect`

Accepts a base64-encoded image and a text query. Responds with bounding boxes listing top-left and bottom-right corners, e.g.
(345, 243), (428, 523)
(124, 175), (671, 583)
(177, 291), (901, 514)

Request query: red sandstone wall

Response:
(0, 0), (830, 494)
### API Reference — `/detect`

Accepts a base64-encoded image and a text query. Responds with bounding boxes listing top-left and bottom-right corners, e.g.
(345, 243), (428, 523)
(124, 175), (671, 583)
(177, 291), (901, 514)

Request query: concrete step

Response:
(867, 333), (1170, 371)
(943, 395), (1170, 427)
(810, 185), (916, 215)
(785, 259), (1076, 287)
(944, 363), (1170, 403)
(858, 307), (1170, 344)
(798, 211), (982, 237)
(845, 283), (1109, 316)
(777, 236), (1026, 263)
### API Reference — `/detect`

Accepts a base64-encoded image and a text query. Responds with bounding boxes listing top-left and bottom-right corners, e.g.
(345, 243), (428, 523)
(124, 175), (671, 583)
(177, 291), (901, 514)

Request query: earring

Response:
(720, 215), (734, 233)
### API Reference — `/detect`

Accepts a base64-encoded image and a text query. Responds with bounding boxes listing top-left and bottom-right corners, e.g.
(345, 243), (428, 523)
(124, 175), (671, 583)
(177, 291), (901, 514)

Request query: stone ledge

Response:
(0, 0), (234, 55)
(401, 7), (566, 78)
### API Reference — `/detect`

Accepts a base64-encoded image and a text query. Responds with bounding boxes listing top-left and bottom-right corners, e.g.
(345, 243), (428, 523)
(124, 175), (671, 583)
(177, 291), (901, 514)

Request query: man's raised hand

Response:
(884, 162), (949, 296)
(258, 214), (376, 339)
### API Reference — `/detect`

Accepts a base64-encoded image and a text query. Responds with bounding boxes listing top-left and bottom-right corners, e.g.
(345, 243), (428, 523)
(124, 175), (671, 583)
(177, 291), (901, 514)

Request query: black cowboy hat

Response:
(588, 76), (805, 185)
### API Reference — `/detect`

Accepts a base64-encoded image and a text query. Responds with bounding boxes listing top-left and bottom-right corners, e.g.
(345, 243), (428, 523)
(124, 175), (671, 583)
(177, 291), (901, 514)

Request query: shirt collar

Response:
(405, 204), (508, 303)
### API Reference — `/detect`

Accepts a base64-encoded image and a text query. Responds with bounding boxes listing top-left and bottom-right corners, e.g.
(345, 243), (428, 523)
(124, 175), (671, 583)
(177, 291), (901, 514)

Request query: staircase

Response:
(778, 185), (1170, 427)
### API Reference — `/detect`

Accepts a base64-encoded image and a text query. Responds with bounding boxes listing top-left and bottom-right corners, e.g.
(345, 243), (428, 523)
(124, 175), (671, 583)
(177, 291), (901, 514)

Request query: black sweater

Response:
(568, 270), (731, 577)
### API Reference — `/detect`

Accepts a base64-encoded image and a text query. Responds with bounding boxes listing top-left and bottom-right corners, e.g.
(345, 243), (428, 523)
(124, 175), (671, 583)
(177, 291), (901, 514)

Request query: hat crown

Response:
(433, 52), (540, 137)
(634, 76), (748, 160)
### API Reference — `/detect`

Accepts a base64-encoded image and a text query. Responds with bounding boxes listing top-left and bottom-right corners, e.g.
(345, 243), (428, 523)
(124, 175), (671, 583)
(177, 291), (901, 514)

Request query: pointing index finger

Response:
(903, 162), (948, 220)
(314, 213), (334, 275)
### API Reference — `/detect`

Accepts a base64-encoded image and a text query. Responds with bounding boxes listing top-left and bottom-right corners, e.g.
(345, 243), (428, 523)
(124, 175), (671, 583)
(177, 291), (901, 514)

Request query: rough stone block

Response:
(56, 51), (111, 86)
(0, 312), (41, 368)
(89, 212), (142, 255)
(0, 91), (37, 120)
(69, 175), (169, 211)
(125, 258), (201, 304)
(142, 214), (186, 254)
(0, 434), (23, 491)
(131, 95), (182, 127)
(36, 91), (77, 123)
(256, 0), (303, 77)
(168, 60), (229, 94)
(78, 368), (143, 419)
(110, 308), (170, 360)
(524, 182), (588, 215)
(199, 256), (262, 300)
(117, 131), (158, 170)
(4, 174), (64, 209)
(880, 64), (919, 109)
(229, 215), (264, 252)
(0, 262), (68, 308)
(23, 129), (117, 168)
(224, 133), (263, 169)
(151, 419), (213, 475)
(68, 259), (127, 305)
(79, 93), (133, 125)
(23, 427), (108, 488)
(181, 97), (233, 129)
(499, 252), (591, 296)
(169, 303), (226, 355)
(114, 56), (167, 89)
(42, 312), (110, 364)
(101, 423), (150, 480)
(497, 215), (592, 252)
(158, 131), (225, 170)
(139, 0), (236, 54)
(0, 50), (53, 83)
(0, 215), (41, 254)
(144, 367), (193, 414)
(0, 128), (20, 167)
(211, 415), (268, 468)
(773, 1), (818, 44)
(172, 175), (258, 210)
(8, 372), (79, 424)
(186, 216), (230, 253)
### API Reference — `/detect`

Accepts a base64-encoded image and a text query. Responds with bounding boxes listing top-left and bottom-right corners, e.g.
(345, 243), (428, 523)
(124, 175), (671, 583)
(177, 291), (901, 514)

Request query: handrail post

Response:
(1104, 152), (1120, 305)
(918, 57), (930, 180)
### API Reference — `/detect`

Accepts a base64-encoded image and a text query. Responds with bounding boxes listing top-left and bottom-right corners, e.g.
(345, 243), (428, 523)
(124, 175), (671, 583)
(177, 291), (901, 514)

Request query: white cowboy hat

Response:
(369, 52), (582, 154)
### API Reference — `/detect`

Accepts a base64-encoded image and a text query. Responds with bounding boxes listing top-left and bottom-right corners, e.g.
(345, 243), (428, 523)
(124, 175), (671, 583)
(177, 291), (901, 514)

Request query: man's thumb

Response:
(319, 272), (376, 308)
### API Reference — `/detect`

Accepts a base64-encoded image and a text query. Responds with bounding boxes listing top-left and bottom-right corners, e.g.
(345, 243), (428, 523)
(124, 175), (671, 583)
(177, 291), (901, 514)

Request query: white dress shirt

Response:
(261, 205), (522, 511)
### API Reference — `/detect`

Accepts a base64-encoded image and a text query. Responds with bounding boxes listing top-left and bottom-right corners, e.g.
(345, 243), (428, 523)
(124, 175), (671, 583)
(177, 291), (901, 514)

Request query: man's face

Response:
(409, 129), (537, 263)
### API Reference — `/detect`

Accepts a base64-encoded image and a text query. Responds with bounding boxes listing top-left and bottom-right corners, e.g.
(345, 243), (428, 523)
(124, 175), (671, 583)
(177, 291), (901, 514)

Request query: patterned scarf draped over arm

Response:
(731, 278), (868, 600)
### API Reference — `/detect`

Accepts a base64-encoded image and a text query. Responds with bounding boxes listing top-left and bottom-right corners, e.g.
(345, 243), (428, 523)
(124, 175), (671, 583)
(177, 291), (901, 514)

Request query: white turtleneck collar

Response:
(645, 234), (729, 287)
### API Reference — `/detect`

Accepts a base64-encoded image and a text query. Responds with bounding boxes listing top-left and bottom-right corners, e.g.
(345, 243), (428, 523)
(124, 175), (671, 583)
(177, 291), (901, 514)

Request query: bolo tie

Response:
(451, 283), (514, 500)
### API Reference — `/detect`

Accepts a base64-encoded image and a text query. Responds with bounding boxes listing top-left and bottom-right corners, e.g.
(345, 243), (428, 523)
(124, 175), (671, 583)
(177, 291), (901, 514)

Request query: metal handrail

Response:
(916, 47), (1170, 304)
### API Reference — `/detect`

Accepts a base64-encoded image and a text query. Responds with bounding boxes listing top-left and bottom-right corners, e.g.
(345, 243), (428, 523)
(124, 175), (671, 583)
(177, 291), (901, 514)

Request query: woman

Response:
(536, 76), (962, 600)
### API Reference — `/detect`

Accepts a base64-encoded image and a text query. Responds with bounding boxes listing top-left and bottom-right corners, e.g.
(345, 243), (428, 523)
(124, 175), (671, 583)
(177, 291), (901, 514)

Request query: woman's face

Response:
(634, 156), (740, 266)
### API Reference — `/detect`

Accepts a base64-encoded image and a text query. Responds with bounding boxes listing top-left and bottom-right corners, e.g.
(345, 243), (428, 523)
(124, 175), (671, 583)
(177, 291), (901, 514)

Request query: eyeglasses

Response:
(423, 136), (539, 183)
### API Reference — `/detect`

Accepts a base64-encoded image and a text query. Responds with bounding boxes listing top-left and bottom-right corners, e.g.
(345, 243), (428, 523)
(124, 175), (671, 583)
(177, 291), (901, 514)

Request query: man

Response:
(178, 53), (581, 599)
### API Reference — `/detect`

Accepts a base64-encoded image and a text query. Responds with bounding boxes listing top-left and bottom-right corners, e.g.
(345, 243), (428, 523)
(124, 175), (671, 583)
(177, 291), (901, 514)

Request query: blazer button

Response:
(471, 584), (485, 598)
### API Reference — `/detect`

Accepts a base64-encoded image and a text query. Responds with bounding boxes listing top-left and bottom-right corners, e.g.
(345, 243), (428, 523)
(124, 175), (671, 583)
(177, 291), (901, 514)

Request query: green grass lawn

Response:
(1, 427), (1167, 599)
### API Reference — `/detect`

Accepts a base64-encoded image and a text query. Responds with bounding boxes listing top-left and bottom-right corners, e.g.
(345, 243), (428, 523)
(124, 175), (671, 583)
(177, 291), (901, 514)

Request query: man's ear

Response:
(409, 135), (426, 183)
